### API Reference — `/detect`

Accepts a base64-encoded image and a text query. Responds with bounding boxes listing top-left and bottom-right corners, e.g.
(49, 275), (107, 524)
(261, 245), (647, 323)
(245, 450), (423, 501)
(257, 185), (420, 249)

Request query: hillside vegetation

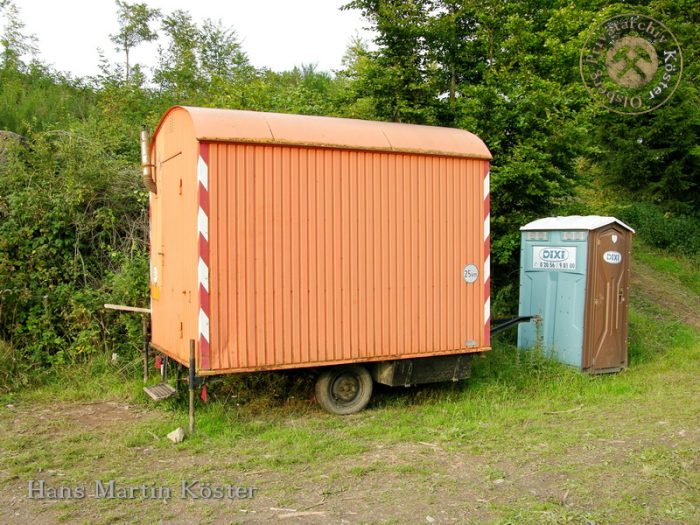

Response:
(1, 242), (698, 524)
(0, 0), (698, 381)
(0, 2), (699, 524)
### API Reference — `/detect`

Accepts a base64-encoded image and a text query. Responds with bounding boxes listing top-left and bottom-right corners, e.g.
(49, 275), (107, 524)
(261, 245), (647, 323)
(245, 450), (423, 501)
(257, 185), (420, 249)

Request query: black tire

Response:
(315, 365), (373, 415)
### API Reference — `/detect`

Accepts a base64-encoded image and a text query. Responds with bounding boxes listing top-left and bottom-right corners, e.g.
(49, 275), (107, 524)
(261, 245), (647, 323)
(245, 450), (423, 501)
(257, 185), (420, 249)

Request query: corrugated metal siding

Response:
(207, 143), (486, 372)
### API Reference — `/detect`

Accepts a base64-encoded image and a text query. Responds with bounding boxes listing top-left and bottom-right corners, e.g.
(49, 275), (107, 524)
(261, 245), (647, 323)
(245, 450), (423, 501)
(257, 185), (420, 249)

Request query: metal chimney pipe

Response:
(140, 127), (157, 193)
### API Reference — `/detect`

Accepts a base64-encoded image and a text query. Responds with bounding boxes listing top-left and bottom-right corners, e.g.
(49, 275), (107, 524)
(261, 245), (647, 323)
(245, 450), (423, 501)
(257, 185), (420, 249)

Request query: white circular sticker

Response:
(463, 264), (479, 284)
(603, 251), (622, 264)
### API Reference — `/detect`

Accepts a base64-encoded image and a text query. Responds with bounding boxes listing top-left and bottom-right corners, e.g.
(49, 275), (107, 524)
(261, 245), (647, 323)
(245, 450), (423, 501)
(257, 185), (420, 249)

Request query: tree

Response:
(341, 0), (589, 294)
(154, 13), (254, 105)
(0, 0), (38, 71)
(343, 0), (437, 124)
(588, 0), (700, 214)
(153, 10), (200, 99)
(425, 0), (481, 122)
(109, 0), (160, 82)
(198, 19), (250, 83)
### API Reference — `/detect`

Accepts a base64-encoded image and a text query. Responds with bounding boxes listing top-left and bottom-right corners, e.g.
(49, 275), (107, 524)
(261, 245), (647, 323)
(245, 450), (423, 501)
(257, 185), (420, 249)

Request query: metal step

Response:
(144, 382), (177, 401)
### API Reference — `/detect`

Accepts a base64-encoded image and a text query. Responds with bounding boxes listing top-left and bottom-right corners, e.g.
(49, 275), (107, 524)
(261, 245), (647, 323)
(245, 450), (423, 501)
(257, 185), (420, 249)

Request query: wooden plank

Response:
(104, 304), (151, 314)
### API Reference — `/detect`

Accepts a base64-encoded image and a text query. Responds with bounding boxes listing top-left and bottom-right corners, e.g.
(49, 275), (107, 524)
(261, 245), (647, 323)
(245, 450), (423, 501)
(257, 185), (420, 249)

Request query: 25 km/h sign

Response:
(580, 13), (683, 115)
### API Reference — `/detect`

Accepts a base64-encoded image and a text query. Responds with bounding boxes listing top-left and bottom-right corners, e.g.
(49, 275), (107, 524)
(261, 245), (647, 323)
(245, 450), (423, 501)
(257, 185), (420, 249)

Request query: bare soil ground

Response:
(1, 256), (699, 524)
(2, 379), (698, 524)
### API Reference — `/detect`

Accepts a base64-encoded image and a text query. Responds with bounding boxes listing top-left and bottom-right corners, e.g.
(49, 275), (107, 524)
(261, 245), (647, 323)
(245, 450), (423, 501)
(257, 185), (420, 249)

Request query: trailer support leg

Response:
(162, 356), (169, 382)
(176, 363), (183, 394)
(142, 316), (149, 383)
(188, 339), (195, 434)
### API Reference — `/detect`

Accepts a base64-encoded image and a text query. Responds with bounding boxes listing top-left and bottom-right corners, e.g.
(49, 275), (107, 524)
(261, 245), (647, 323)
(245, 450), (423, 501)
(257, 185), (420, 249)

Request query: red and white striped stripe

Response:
(197, 143), (211, 369)
(483, 163), (491, 347)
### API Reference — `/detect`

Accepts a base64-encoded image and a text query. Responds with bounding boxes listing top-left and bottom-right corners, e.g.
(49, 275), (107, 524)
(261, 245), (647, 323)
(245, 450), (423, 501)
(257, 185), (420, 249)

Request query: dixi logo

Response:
(539, 249), (569, 262)
(603, 251), (622, 264)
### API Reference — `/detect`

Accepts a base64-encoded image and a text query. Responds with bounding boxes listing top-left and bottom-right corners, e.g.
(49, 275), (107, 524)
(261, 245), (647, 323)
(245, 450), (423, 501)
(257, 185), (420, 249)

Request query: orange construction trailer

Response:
(142, 106), (492, 414)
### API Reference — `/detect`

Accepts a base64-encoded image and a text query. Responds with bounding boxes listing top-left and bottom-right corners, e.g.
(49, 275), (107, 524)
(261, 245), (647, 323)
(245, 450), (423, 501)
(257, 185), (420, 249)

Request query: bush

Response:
(0, 339), (34, 393)
(0, 124), (148, 365)
(614, 202), (700, 256)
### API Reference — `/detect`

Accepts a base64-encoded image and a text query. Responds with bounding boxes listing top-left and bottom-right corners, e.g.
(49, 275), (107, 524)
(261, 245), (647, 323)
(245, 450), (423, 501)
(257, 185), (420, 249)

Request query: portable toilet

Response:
(517, 216), (634, 373)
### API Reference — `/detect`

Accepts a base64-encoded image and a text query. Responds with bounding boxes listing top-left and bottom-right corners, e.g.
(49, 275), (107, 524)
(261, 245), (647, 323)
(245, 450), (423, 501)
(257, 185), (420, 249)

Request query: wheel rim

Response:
(330, 372), (361, 405)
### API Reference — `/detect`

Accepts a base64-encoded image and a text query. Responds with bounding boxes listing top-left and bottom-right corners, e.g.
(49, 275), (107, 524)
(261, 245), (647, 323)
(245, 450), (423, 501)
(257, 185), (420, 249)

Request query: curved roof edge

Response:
(155, 106), (491, 160)
(521, 216), (635, 233)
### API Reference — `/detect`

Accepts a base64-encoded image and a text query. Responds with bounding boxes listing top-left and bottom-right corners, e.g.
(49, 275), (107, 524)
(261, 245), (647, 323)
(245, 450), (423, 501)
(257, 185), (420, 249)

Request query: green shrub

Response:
(0, 124), (148, 365)
(0, 339), (34, 393)
(614, 202), (700, 256)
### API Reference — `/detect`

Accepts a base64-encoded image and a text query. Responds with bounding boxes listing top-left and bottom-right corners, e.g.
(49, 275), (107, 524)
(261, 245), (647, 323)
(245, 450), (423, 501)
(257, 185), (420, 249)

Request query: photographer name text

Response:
(27, 480), (257, 501)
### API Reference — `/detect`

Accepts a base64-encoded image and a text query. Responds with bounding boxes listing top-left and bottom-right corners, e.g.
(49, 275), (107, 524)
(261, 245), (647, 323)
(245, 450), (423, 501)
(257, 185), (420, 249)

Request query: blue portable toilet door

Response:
(582, 225), (631, 371)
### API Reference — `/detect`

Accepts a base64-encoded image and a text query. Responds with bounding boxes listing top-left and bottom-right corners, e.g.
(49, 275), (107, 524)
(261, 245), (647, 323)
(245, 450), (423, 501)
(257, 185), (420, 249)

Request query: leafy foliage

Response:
(614, 201), (700, 255)
(582, 0), (700, 214)
(153, 11), (253, 105)
(343, 0), (596, 287)
(0, 0), (697, 375)
(0, 127), (148, 362)
(110, 0), (160, 82)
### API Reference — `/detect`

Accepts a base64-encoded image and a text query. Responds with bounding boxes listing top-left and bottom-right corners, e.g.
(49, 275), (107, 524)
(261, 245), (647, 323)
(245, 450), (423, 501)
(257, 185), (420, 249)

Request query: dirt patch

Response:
(1, 398), (699, 524)
(51, 400), (153, 428)
(2, 400), (158, 440)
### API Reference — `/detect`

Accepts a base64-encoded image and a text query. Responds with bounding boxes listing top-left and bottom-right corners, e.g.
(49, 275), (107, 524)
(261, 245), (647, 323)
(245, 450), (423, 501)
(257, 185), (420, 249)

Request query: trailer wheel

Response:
(315, 365), (373, 415)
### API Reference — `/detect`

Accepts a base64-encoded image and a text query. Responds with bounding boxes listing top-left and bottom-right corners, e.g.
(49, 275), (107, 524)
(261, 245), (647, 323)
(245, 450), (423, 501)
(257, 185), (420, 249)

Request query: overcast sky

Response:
(12, 0), (372, 78)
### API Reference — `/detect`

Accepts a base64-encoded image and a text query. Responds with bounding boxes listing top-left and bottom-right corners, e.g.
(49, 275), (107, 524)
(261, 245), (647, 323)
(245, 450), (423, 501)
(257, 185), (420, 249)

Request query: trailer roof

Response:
(155, 106), (492, 160)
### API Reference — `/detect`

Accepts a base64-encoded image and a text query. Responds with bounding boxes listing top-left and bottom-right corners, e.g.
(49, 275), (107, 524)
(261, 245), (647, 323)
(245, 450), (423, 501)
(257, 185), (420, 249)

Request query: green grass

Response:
(1, 240), (699, 524)
(634, 245), (700, 296)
